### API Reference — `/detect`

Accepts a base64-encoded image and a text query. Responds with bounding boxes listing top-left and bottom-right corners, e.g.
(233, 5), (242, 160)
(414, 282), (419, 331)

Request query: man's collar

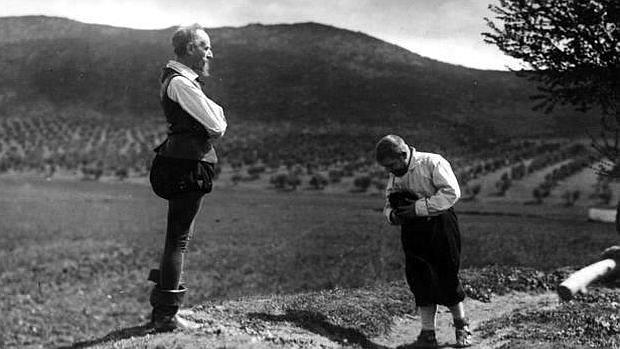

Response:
(166, 60), (199, 82)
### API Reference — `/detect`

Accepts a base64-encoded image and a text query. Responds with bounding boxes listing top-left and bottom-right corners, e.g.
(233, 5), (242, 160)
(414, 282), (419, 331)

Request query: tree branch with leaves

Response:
(483, 0), (619, 178)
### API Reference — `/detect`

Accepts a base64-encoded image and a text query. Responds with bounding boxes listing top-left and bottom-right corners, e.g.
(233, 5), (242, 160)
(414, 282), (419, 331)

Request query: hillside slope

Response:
(0, 16), (595, 137)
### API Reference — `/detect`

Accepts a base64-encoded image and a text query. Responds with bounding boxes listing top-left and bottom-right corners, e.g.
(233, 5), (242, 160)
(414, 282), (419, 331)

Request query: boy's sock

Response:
(419, 304), (438, 331)
(449, 302), (466, 324)
(450, 303), (472, 347)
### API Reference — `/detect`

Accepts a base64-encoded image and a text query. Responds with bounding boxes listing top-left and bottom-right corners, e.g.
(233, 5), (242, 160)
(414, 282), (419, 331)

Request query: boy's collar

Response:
(406, 146), (416, 167)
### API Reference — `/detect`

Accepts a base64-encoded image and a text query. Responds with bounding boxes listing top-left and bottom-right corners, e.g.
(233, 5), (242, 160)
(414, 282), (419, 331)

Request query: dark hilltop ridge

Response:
(0, 15), (594, 137)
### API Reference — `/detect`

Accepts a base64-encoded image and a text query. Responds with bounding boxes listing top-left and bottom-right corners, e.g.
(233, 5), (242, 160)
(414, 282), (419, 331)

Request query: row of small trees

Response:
(459, 141), (609, 203)
(531, 155), (595, 204)
(0, 115), (613, 206)
(454, 140), (564, 186)
(493, 144), (589, 197)
(0, 116), (164, 179)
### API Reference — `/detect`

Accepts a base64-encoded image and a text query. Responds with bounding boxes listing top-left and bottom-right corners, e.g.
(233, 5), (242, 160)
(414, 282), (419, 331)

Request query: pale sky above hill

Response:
(4, 0), (525, 71)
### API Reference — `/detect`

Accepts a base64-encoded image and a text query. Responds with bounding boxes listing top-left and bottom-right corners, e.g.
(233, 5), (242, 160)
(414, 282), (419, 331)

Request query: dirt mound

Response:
(72, 285), (618, 349)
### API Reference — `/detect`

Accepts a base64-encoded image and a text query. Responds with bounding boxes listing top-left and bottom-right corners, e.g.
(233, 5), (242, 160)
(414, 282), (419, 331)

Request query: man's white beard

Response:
(192, 61), (210, 77)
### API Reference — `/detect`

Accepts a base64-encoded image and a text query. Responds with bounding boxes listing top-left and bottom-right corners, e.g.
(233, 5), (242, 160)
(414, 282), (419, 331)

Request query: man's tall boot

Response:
(147, 269), (201, 331)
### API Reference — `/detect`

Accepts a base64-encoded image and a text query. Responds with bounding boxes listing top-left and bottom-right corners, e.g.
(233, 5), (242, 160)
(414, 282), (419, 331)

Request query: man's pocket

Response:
(149, 155), (214, 200)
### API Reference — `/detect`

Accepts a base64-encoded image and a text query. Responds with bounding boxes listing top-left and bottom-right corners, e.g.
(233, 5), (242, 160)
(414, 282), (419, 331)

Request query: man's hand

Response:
(394, 203), (418, 222)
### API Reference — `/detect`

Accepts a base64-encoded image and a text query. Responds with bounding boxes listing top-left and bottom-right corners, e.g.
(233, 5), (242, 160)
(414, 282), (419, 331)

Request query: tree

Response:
(352, 175), (371, 192)
(483, 0), (619, 177)
(309, 173), (329, 190)
(484, 0), (619, 231)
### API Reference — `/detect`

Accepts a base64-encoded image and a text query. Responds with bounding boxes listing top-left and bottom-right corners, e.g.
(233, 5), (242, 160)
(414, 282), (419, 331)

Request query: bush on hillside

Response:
(352, 175), (371, 192)
(114, 167), (128, 181)
(372, 177), (386, 191)
(495, 173), (512, 196)
(270, 172), (301, 191)
(532, 185), (551, 204)
(461, 182), (481, 201)
(308, 173), (328, 190)
(231, 172), (243, 185)
(247, 165), (266, 178)
(562, 190), (581, 207)
(591, 178), (613, 206)
(328, 169), (344, 183)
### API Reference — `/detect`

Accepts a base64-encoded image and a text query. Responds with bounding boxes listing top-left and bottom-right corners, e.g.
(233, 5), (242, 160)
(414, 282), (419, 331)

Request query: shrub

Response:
(114, 167), (128, 181)
(462, 183), (482, 201)
(286, 173), (301, 190)
(247, 165), (266, 177)
(510, 162), (526, 180)
(598, 186), (613, 206)
(269, 172), (301, 191)
(328, 169), (344, 183)
(470, 183), (482, 196)
(495, 176), (512, 196)
(231, 173), (243, 185)
(270, 173), (288, 190)
(372, 177), (386, 191)
(562, 190), (581, 207)
(352, 175), (371, 192)
(532, 186), (550, 204)
(213, 165), (222, 179)
(81, 163), (103, 181)
(309, 174), (328, 190)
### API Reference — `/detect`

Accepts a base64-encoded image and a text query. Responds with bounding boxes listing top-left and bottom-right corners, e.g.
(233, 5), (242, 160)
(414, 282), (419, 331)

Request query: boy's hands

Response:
(393, 203), (418, 222)
(388, 191), (421, 224)
(389, 210), (402, 225)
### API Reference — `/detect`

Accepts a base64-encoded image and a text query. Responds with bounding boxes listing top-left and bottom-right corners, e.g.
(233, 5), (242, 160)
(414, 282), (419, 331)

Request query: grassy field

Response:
(0, 176), (617, 348)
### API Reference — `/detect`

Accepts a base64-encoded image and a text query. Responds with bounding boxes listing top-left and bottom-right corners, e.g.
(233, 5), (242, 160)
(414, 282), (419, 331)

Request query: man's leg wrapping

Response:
(150, 191), (204, 326)
(160, 192), (204, 290)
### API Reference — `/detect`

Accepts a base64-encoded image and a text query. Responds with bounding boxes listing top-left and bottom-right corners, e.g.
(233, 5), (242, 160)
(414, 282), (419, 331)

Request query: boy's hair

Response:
(375, 134), (408, 162)
(172, 23), (205, 57)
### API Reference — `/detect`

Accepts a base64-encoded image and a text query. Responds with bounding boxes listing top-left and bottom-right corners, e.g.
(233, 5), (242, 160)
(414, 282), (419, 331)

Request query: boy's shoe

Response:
(453, 318), (473, 347)
(411, 330), (438, 348)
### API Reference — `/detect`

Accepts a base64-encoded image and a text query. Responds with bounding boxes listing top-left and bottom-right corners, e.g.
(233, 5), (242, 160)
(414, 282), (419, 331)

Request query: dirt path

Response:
(372, 292), (559, 349)
(89, 291), (560, 349)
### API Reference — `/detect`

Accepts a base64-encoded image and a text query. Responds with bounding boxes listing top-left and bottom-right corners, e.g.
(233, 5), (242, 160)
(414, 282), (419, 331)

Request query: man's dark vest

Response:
(155, 67), (213, 161)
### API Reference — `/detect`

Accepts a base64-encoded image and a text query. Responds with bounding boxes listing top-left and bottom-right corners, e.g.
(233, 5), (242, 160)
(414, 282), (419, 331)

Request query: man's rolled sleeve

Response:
(168, 77), (227, 138)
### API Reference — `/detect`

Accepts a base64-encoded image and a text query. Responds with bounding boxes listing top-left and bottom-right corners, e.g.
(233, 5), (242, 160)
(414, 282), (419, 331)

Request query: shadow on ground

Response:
(395, 343), (453, 349)
(249, 310), (390, 349)
(57, 324), (154, 349)
(249, 309), (459, 349)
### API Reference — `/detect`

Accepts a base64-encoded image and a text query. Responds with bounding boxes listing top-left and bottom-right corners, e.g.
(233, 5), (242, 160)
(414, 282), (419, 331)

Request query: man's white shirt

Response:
(165, 60), (227, 138)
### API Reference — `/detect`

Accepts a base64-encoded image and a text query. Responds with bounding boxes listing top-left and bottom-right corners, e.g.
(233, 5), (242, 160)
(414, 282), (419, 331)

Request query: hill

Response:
(0, 15), (596, 137)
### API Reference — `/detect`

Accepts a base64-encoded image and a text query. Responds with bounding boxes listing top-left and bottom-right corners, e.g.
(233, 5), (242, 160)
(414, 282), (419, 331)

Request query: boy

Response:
(376, 135), (472, 348)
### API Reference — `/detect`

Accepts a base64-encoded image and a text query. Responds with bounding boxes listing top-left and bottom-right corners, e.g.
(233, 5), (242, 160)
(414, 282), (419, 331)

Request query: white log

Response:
(587, 207), (616, 224)
(557, 258), (618, 301)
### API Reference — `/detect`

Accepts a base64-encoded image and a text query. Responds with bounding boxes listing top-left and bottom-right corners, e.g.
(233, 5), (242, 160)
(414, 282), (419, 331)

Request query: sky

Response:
(3, 0), (524, 71)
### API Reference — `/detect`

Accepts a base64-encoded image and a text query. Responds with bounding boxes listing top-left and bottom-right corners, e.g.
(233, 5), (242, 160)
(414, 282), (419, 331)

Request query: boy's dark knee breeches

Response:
(401, 209), (465, 306)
